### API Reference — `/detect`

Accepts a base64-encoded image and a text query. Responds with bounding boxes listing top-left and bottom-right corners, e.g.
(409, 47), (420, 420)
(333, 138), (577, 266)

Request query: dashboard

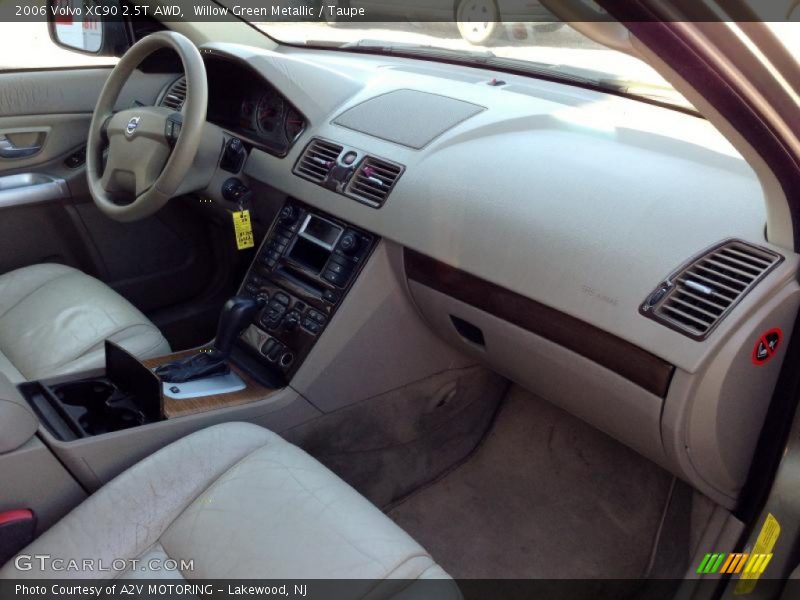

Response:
(181, 42), (799, 511)
(203, 53), (306, 157)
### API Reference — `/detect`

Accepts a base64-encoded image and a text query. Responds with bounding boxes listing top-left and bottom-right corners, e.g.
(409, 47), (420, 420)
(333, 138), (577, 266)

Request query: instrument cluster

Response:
(204, 52), (307, 158)
(238, 86), (306, 153)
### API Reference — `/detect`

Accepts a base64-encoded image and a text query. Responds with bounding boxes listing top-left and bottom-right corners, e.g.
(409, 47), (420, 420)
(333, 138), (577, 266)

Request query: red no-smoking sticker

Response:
(752, 328), (783, 366)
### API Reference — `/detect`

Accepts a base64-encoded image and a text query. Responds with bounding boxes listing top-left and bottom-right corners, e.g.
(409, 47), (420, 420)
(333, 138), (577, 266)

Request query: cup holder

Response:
(52, 380), (146, 436)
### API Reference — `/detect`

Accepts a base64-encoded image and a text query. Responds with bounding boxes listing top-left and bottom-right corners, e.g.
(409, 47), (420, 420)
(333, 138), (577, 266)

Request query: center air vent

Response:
(346, 156), (403, 208)
(160, 77), (187, 111)
(641, 240), (782, 339)
(293, 137), (404, 208)
(294, 139), (343, 183)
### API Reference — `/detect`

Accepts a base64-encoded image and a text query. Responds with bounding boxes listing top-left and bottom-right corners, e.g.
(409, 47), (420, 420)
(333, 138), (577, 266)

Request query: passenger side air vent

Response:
(294, 138), (343, 183)
(641, 240), (782, 339)
(345, 156), (403, 208)
(160, 77), (187, 111)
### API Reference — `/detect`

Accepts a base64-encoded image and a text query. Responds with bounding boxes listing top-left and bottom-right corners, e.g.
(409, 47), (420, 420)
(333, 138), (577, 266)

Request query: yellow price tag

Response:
(232, 210), (254, 251)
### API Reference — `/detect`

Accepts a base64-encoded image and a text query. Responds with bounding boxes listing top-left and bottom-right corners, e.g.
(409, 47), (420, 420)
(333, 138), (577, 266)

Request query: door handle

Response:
(0, 134), (42, 159)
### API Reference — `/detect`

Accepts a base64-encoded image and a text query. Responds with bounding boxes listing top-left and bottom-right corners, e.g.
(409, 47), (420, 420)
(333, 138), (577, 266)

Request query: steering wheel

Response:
(86, 32), (208, 222)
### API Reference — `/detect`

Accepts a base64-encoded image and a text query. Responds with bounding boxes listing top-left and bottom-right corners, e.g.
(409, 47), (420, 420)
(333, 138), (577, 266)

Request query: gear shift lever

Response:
(155, 296), (264, 384)
(213, 296), (264, 356)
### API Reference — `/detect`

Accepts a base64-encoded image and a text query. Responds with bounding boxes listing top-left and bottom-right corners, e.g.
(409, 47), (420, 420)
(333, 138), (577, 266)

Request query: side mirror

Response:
(47, 0), (130, 57)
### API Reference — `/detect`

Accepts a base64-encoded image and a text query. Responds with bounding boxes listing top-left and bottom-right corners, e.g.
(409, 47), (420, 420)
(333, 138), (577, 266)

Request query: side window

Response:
(0, 22), (117, 71)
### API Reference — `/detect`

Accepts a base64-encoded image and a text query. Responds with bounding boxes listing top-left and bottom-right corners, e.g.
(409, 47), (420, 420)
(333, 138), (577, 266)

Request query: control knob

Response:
(339, 232), (359, 255)
(279, 206), (299, 224)
(284, 311), (300, 331)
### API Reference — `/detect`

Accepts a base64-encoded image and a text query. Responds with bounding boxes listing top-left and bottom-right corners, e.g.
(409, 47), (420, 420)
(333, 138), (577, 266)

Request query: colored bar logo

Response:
(696, 552), (773, 575)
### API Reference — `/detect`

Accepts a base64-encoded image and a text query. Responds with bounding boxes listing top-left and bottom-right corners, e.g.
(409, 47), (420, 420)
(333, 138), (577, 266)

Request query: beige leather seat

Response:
(0, 264), (170, 382)
(0, 423), (452, 589)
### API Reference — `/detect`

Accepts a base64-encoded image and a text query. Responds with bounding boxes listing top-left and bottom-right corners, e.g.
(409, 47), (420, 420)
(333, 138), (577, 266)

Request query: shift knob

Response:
(214, 296), (264, 356)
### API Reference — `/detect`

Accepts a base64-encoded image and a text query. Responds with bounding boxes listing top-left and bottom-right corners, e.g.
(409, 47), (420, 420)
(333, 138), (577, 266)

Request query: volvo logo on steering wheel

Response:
(125, 116), (142, 138)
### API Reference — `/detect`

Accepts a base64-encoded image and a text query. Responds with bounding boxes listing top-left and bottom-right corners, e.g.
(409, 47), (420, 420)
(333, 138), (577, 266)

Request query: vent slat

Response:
(712, 253), (765, 275)
(350, 184), (384, 201)
(688, 267), (746, 293)
(354, 178), (386, 193)
(702, 258), (758, 281)
(681, 273), (739, 301)
(308, 149), (340, 160)
(669, 296), (721, 320)
(646, 240), (781, 339)
(662, 306), (712, 331)
(721, 247), (773, 268)
(298, 166), (327, 178)
(673, 289), (730, 312)
(365, 164), (401, 178)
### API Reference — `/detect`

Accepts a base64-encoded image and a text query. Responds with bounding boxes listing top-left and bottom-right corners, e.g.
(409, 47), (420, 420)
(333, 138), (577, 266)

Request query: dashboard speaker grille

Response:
(346, 156), (403, 208)
(641, 240), (782, 339)
(160, 77), (187, 111)
(294, 139), (343, 183)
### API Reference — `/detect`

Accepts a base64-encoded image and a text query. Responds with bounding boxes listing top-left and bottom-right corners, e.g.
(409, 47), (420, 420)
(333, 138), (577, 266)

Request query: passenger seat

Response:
(0, 423), (454, 592)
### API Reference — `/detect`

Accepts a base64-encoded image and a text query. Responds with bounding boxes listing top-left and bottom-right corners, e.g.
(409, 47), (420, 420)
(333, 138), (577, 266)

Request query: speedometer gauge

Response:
(257, 93), (284, 134)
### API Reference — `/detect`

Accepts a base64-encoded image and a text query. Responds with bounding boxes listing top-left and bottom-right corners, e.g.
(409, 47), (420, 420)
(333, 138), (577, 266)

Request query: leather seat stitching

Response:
(355, 553), (441, 599)
(379, 552), (437, 579)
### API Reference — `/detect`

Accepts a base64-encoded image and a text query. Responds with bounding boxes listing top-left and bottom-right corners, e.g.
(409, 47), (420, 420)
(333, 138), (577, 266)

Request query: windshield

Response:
(251, 19), (692, 110)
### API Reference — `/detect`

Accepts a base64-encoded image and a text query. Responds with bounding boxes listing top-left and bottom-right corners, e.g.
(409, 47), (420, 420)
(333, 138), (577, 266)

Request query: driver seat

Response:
(0, 263), (170, 383)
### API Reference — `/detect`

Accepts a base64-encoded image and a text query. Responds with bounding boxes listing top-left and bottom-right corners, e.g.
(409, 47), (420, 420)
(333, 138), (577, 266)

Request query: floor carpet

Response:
(388, 385), (674, 580)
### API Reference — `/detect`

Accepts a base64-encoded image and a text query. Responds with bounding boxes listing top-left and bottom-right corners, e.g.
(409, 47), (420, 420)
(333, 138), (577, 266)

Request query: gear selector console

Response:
(237, 199), (376, 382)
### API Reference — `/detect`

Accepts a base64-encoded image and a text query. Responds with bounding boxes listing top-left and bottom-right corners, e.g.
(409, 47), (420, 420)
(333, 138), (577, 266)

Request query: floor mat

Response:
(388, 386), (673, 579)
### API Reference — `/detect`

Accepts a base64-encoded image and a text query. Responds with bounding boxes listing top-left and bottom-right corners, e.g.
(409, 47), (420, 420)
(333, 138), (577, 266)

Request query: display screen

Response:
(303, 216), (342, 248)
(288, 237), (331, 274)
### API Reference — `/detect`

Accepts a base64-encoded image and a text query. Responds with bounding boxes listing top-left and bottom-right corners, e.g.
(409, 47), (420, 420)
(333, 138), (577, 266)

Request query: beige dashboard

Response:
(190, 42), (799, 508)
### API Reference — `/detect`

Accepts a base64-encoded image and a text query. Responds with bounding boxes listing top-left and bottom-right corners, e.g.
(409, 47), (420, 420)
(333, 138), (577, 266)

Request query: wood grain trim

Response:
(142, 351), (277, 419)
(404, 249), (674, 398)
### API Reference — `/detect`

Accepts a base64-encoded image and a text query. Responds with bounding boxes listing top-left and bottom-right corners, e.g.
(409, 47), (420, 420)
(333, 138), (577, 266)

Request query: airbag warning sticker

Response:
(751, 328), (782, 366)
(735, 513), (780, 595)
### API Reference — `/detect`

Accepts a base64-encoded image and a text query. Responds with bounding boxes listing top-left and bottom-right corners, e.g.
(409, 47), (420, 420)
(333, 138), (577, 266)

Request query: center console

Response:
(236, 199), (377, 383)
(17, 198), (377, 441)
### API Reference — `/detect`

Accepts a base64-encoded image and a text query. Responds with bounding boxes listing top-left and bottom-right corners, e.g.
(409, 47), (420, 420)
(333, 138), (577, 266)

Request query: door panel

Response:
(0, 66), (236, 349)
(0, 68), (174, 117)
(0, 114), (91, 175)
